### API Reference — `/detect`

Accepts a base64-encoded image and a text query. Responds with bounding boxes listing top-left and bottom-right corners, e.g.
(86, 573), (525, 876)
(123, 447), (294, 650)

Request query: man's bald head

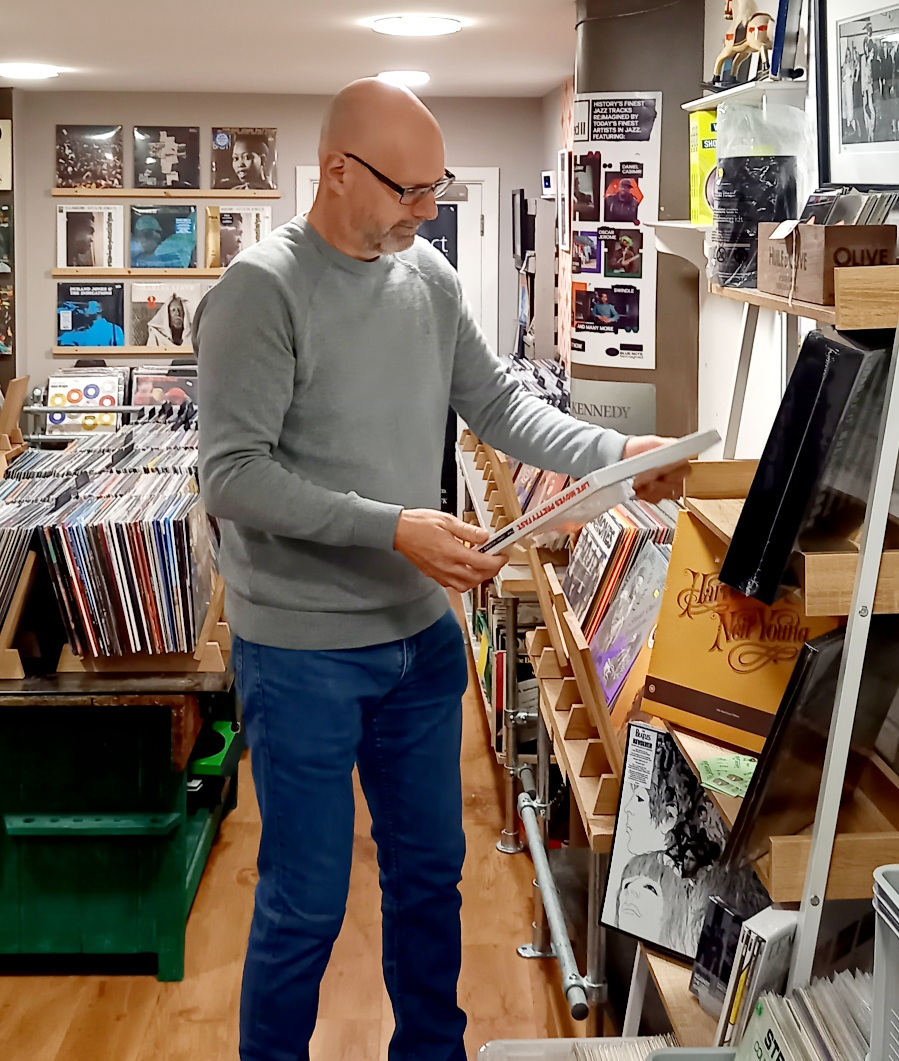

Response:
(308, 78), (447, 259)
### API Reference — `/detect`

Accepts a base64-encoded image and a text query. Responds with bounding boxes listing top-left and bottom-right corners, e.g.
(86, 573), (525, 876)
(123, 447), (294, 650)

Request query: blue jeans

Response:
(234, 609), (470, 1061)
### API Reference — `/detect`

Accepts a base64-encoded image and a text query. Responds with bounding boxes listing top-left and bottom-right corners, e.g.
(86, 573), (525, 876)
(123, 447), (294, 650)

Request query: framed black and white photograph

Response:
(818, 0), (899, 184)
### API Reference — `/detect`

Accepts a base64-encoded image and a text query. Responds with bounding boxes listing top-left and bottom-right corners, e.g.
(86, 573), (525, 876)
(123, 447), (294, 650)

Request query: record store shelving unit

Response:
(619, 268), (899, 1042)
(51, 184), (279, 355)
(0, 375), (240, 981)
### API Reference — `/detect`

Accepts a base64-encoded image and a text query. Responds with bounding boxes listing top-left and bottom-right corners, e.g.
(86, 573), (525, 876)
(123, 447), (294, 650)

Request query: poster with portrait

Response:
(131, 281), (207, 347)
(205, 206), (272, 267)
(211, 127), (278, 190)
(130, 205), (197, 269)
(570, 93), (661, 370)
(821, 0), (899, 184)
(57, 284), (125, 348)
(56, 125), (124, 188)
(134, 126), (200, 189)
(0, 120), (11, 191)
(601, 722), (768, 961)
(56, 205), (125, 268)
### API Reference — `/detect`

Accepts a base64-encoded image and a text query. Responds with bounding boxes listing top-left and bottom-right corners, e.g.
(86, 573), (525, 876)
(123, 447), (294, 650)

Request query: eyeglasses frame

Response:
(343, 152), (455, 204)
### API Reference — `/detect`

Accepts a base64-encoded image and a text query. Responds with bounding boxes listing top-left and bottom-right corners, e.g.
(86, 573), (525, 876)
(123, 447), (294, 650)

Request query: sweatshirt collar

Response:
(296, 216), (391, 277)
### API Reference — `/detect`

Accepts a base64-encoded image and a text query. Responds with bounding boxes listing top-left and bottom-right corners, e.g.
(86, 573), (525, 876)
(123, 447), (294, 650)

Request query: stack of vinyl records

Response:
(70, 422), (198, 453)
(45, 366), (130, 435)
(501, 353), (569, 412)
(0, 501), (55, 627)
(131, 363), (197, 407)
(6, 449), (115, 480)
(39, 485), (216, 658)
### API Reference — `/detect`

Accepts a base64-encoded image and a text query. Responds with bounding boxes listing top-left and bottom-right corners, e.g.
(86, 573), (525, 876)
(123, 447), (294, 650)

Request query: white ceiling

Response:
(2, 1), (577, 97)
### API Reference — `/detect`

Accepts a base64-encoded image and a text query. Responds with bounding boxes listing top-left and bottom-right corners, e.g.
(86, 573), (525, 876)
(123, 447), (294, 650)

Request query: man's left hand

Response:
(623, 434), (691, 504)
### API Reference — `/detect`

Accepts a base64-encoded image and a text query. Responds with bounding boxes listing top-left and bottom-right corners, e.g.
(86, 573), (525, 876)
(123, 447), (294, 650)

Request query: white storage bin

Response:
(478, 1039), (656, 1060)
(872, 864), (899, 1061)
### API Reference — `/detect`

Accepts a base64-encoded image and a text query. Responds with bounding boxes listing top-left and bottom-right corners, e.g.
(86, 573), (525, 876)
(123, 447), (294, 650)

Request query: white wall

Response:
(13, 89), (545, 387)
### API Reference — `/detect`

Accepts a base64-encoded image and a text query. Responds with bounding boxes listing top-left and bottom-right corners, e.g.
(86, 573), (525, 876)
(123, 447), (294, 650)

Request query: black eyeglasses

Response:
(344, 152), (455, 205)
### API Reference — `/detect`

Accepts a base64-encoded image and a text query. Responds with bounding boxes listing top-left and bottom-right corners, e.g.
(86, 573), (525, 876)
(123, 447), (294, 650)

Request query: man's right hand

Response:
(394, 509), (509, 592)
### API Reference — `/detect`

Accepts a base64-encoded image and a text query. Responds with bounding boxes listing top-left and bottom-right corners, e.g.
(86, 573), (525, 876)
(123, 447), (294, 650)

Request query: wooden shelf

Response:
(53, 345), (194, 357)
(51, 187), (281, 199)
(709, 283), (837, 324)
(53, 268), (223, 278)
(709, 266), (899, 330)
(642, 946), (719, 1048)
(682, 77), (808, 112)
(684, 497), (743, 544)
(664, 723), (744, 830)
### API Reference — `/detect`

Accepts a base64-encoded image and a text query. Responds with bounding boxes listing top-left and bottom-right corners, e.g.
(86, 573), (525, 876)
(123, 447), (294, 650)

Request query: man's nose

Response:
(411, 192), (439, 221)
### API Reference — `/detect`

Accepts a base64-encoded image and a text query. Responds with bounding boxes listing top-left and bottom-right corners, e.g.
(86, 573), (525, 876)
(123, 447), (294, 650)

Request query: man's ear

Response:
(319, 151), (348, 197)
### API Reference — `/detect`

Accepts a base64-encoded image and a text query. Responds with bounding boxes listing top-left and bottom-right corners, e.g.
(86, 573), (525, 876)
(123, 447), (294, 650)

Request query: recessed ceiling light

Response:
(371, 15), (462, 36)
(377, 70), (431, 88)
(0, 62), (60, 80)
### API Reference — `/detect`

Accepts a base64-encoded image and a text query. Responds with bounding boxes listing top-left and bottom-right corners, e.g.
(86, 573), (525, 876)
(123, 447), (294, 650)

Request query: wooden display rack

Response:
(51, 187), (281, 200)
(58, 577), (230, 675)
(522, 545), (621, 852)
(0, 376), (30, 476)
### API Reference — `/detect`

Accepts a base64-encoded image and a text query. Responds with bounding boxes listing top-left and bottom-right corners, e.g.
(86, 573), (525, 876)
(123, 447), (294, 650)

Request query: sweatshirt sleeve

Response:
(195, 260), (402, 551)
(449, 295), (629, 478)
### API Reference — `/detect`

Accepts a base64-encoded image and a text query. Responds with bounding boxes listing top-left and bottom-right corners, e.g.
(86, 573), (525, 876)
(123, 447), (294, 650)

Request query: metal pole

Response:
(723, 302), (760, 460)
(497, 595), (524, 854)
(518, 714), (556, 958)
(518, 788), (589, 1021)
(788, 322), (899, 990)
(585, 851), (610, 1035)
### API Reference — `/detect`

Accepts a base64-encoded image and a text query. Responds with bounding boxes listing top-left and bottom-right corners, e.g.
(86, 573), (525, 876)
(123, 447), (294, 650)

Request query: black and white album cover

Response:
(130, 205), (197, 269)
(205, 206), (271, 267)
(838, 7), (899, 148)
(56, 125), (124, 188)
(56, 205), (125, 268)
(601, 722), (767, 961)
(0, 286), (12, 357)
(0, 204), (11, 275)
(131, 281), (206, 347)
(134, 126), (200, 189)
(211, 127), (278, 189)
(57, 283), (125, 348)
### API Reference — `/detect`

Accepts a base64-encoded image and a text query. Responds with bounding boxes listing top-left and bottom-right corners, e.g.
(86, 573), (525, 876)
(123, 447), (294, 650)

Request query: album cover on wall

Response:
(56, 205), (125, 269)
(605, 230), (644, 278)
(211, 127), (277, 189)
(0, 120), (11, 191)
(0, 204), (11, 274)
(131, 281), (206, 347)
(57, 283), (125, 347)
(130, 205), (197, 269)
(56, 125), (124, 188)
(0, 286), (12, 357)
(601, 721), (768, 962)
(205, 206), (271, 267)
(133, 126), (200, 189)
(572, 153), (601, 222)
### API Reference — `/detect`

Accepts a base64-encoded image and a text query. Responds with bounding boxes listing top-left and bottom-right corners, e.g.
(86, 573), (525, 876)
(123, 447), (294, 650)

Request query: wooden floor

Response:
(0, 626), (578, 1059)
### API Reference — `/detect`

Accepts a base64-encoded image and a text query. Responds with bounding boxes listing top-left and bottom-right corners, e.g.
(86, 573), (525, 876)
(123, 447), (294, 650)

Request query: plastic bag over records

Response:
(709, 103), (815, 289)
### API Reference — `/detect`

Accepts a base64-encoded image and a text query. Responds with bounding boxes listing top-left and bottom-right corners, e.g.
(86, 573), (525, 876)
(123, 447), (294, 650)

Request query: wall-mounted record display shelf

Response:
(51, 188), (280, 199)
(681, 78), (808, 113)
(709, 265), (899, 331)
(52, 268), (223, 279)
(52, 345), (194, 357)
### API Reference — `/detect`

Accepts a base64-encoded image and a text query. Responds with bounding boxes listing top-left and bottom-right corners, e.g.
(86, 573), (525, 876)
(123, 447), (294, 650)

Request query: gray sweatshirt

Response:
(195, 217), (627, 651)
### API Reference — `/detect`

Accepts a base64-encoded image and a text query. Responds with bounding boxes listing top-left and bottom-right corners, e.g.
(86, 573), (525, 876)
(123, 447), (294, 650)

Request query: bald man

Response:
(196, 79), (687, 1061)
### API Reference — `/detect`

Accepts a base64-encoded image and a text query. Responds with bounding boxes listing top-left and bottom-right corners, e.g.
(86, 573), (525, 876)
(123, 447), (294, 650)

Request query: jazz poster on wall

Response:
(570, 92), (661, 371)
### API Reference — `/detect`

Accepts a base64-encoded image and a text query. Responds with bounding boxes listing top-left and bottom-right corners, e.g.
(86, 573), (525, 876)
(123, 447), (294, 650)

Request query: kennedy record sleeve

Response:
(56, 125), (124, 189)
(134, 126), (200, 189)
(211, 127), (277, 190)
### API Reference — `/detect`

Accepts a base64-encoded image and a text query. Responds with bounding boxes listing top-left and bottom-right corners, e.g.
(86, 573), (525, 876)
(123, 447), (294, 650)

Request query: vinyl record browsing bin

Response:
(756, 223), (897, 306)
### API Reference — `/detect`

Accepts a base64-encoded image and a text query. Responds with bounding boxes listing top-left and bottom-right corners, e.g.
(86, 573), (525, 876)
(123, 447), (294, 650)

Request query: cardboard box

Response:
(757, 222), (896, 305)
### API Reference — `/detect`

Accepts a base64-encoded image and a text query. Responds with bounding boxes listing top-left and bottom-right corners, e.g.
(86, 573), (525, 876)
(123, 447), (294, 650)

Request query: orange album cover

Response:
(643, 513), (839, 752)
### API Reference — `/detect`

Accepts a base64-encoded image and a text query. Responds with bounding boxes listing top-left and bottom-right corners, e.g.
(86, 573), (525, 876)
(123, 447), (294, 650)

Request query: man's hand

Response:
(394, 509), (509, 592)
(623, 434), (691, 504)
